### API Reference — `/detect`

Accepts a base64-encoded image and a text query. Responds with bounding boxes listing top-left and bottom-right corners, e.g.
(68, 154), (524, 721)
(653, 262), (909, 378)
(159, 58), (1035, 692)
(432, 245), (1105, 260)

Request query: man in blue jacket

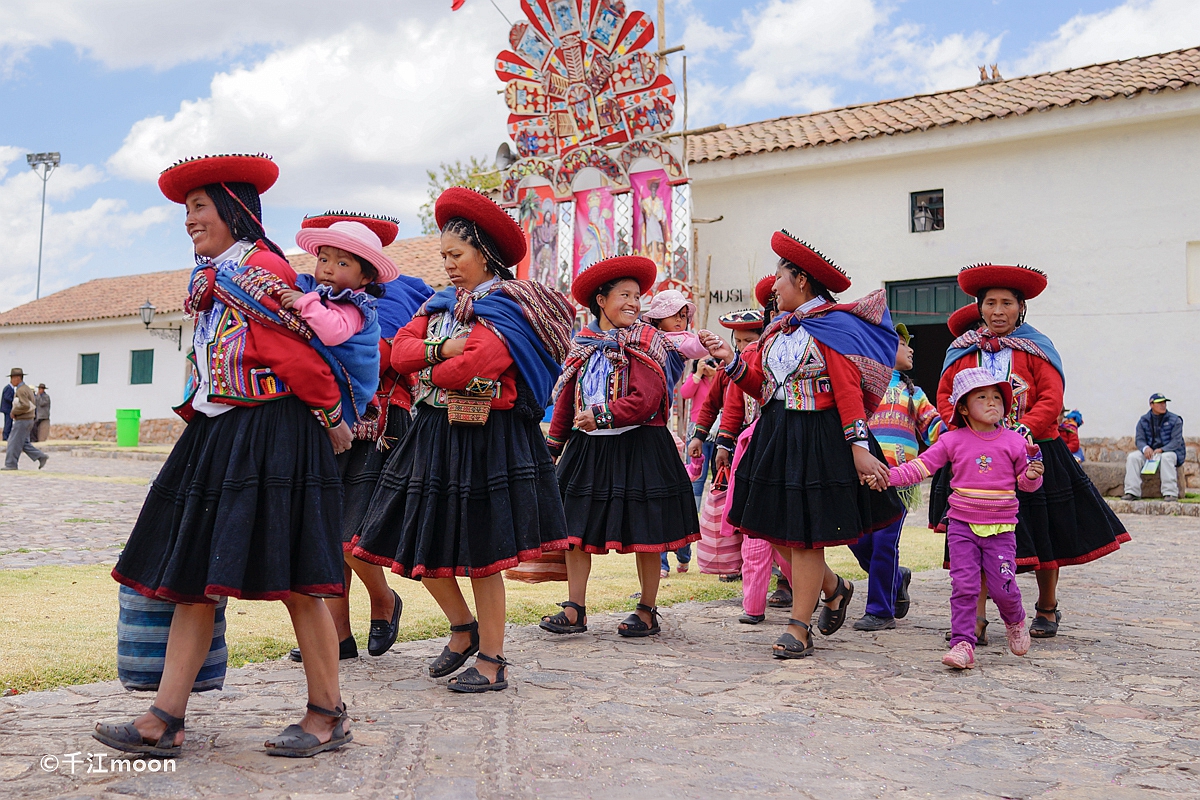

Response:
(0, 379), (12, 441)
(1124, 393), (1186, 502)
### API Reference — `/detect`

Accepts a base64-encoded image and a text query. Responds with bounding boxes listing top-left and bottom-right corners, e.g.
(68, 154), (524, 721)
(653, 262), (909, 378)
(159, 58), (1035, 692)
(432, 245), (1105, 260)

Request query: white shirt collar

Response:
(210, 239), (254, 266)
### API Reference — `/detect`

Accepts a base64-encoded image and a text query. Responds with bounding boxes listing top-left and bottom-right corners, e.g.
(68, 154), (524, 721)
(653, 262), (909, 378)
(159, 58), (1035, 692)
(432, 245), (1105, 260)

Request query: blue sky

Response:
(1, 0), (1198, 309)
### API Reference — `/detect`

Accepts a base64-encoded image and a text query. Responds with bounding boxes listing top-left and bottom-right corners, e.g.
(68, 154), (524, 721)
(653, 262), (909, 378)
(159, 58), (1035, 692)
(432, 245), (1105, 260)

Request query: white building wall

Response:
(690, 90), (1200, 438)
(0, 314), (194, 424)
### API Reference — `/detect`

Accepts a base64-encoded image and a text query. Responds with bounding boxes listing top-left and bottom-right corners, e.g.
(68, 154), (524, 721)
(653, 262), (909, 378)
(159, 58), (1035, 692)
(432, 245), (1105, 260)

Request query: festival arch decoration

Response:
(495, 0), (692, 301)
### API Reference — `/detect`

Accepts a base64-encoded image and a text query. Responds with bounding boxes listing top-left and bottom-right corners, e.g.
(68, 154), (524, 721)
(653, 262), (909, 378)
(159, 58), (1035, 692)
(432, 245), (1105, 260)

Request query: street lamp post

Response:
(26, 152), (60, 300)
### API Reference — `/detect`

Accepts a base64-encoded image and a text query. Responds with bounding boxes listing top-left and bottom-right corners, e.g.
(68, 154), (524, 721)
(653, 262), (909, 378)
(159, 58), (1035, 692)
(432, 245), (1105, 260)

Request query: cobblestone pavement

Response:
(0, 511), (1197, 799)
(0, 454), (157, 569)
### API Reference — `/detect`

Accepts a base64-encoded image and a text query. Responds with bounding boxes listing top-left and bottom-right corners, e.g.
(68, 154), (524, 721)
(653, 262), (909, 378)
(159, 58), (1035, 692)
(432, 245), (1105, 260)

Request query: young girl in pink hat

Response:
(883, 367), (1044, 670)
(283, 220), (401, 346)
(641, 289), (711, 359)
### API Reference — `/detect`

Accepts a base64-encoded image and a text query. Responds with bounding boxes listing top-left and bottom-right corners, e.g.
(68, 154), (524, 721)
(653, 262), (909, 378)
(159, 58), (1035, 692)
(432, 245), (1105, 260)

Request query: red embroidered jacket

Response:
(727, 336), (871, 441)
(391, 315), (519, 410)
(376, 337), (414, 412)
(938, 350), (1064, 441)
(546, 357), (668, 457)
(179, 243), (342, 427)
(689, 369), (729, 441)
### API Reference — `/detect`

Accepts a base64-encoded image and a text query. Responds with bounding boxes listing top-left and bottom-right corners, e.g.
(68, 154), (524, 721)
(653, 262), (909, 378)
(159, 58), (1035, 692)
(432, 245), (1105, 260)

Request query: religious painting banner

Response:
(632, 169), (671, 286)
(517, 185), (559, 287)
(572, 186), (615, 278)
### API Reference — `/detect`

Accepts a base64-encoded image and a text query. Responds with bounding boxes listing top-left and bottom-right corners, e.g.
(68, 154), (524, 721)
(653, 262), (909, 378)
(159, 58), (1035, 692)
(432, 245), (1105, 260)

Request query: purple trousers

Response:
(947, 519), (1025, 647)
(848, 510), (906, 618)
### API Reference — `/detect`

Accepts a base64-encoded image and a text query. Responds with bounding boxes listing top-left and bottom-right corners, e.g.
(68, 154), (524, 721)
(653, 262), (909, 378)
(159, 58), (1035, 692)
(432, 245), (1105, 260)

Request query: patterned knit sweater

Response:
(868, 371), (946, 468)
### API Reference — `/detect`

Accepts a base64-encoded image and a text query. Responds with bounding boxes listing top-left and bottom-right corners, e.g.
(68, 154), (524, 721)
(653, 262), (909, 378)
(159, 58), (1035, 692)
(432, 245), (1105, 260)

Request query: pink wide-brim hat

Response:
(294, 221), (400, 283)
(949, 367), (1014, 426)
(642, 289), (696, 322)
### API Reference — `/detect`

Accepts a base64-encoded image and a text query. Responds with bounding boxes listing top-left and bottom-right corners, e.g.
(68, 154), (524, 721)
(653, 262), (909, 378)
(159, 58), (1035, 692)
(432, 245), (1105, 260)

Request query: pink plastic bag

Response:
(697, 467), (742, 575)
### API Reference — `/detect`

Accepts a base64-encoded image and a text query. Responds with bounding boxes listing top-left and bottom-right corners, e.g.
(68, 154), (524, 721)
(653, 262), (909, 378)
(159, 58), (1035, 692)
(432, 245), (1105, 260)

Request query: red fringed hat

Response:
(571, 255), (656, 308)
(770, 230), (851, 294)
(948, 304), (983, 338)
(754, 275), (776, 308)
(719, 309), (765, 331)
(302, 211), (399, 247)
(158, 153), (278, 204)
(434, 187), (526, 267)
(957, 263), (1047, 300)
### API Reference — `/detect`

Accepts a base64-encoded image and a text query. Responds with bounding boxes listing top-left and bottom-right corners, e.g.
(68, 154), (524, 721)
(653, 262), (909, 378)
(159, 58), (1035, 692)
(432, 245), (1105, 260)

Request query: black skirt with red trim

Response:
(727, 402), (903, 550)
(351, 405), (568, 578)
(933, 436), (1130, 571)
(113, 397), (345, 604)
(337, 410), (410, 549)
(557, 424), (701, 554)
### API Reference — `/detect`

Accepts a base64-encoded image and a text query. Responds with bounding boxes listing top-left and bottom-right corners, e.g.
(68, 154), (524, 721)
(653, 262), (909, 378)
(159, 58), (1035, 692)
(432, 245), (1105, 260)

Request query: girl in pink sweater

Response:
(282, 220), (401, 345)
(885, 367), (1044, 669)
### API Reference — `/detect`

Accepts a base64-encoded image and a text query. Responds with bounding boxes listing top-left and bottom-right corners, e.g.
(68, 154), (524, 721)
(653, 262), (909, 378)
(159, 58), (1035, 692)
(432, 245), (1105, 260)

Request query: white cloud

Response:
(1017, 0), (1200, 75)
(106, 8), (512, 226)
(0, 148), (173, 309)
(0, 0), (456, 71)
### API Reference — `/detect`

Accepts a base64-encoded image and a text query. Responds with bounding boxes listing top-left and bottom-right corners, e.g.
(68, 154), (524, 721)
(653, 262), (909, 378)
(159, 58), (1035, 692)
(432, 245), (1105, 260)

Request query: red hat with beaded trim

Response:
(754, 275), (776, 308)
(947, 303), (983, 338)
(158, 153), (278, 204)
(770, 230), (851, 294)
(434, 187), (526, 268)
(957, 263), (1047, 300)
(571, 255), (656, 308)
(302, 210), (399, 247)
(719, 309), (765, 331)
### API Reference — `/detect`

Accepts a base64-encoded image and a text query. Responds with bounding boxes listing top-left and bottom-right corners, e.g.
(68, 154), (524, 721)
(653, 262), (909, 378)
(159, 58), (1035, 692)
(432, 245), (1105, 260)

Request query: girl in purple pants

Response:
(884, 368), (1043, 669)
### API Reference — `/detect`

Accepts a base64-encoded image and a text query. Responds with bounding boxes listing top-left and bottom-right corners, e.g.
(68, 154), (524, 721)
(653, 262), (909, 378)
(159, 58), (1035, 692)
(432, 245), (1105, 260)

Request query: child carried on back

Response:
(882, 367), (1044, 670)
(641, 289), (711, 359)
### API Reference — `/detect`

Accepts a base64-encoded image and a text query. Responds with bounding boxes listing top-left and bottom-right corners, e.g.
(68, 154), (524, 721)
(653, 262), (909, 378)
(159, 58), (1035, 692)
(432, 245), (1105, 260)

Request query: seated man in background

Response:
(1124, 393), (1185, 502)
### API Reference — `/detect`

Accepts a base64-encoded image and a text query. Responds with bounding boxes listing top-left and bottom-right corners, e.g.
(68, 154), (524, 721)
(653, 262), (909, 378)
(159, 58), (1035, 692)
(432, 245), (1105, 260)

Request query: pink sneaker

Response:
(1006, 620), (1031, 656)
(942, 641), (976, 669)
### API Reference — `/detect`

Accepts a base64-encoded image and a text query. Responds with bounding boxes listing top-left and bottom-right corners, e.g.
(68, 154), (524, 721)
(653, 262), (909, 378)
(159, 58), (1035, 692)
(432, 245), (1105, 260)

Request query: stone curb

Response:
(1104, 497), (1200, 516)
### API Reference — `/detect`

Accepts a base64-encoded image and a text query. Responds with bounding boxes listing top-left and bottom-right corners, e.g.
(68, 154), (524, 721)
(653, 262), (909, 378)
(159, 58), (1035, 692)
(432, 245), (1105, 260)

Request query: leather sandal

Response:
(368, 589), (403, 656)
(93, 705), (184, 758)
(773, 619), (815, 659)
(540, 601), (587, 634)
(1029, 604), (1061, 638)
(816, 575), (854, 636)
(289, 635), (358, 663)
(429, 620), (479, 678)
(448, 653), (510, 693)
(264, 701), (353, 758)
(617, 603), (661, 637)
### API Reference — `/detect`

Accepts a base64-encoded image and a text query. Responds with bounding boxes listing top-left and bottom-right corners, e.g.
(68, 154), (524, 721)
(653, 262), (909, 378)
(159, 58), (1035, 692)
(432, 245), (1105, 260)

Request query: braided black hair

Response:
(204, 182), (286, 258)
(356, 256), (386, 298)
(441, 216), (514, 281)
(778, 257), (835, 302)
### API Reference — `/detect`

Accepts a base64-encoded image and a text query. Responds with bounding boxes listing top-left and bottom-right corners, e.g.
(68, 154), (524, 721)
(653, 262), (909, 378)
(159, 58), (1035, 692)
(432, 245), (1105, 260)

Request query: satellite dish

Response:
(494, 142), (518, 170)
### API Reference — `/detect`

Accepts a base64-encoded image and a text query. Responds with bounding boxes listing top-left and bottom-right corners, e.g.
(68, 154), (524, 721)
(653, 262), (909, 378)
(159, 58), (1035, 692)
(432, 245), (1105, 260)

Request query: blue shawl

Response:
(376, 275), (434, 339)
(942, 323), (1065, 386)
(424, 285), (563, 407)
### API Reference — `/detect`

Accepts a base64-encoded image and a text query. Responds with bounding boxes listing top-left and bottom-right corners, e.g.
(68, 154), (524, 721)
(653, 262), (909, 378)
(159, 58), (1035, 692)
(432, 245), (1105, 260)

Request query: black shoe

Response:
(816, 575), (853, 636)
(894, 567), (912, 619)
(288, 635), (358, 663)
(1121, 493), (1138, 501)
(367, 590), (403, 656)
(767, 586), (792, 609)
(852, 613), (896, 631)
(738, 613), (765, 625)
(1164, 495), (1178, 503)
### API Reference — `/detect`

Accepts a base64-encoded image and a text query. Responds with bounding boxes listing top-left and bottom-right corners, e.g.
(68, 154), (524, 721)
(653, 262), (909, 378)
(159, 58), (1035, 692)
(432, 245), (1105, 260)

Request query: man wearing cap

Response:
(1124, 393), (1185, 502)
(3, 369), (48, 470)
(31, 384), (51, 443)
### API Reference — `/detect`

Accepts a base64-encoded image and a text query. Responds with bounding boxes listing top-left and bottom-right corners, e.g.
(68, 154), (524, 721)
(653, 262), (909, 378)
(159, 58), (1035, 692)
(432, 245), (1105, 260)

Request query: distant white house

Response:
(686, 46), (1200, 439)
(0, 236), (448, 425)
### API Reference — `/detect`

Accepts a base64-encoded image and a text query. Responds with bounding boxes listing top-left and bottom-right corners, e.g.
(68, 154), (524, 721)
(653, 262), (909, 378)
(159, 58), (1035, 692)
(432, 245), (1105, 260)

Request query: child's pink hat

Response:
(643, 289), (696, 321)
(294, 221), (400, 283)
(949, 367), (1014, 426)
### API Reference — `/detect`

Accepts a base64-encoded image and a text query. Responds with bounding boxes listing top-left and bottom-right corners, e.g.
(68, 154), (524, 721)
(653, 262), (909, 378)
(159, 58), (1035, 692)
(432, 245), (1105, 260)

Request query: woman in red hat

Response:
(96, 154), (354, 758)
(699, 232), (902, 658)
(352, 187), (574, 692)
(283, 211), (435, 664)
(936, 264), (1129, 639)
(539, 255), (701, 638)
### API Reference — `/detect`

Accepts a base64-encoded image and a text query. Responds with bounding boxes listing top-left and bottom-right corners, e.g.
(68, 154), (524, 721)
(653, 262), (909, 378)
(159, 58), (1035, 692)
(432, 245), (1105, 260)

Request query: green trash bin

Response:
(115, 409), (141, 447)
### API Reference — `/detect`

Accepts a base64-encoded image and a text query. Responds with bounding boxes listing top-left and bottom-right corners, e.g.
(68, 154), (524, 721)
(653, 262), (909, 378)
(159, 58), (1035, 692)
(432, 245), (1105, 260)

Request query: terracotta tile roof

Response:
(687, 46), (1200, 164)
(0, 236), (448, 328)
(288, 234), (449, 290)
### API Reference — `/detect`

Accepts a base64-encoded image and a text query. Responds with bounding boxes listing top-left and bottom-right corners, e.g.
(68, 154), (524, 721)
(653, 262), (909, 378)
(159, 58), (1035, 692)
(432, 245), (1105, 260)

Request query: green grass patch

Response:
(63, 518), (111, 524)
(0, 527), (943, 693)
